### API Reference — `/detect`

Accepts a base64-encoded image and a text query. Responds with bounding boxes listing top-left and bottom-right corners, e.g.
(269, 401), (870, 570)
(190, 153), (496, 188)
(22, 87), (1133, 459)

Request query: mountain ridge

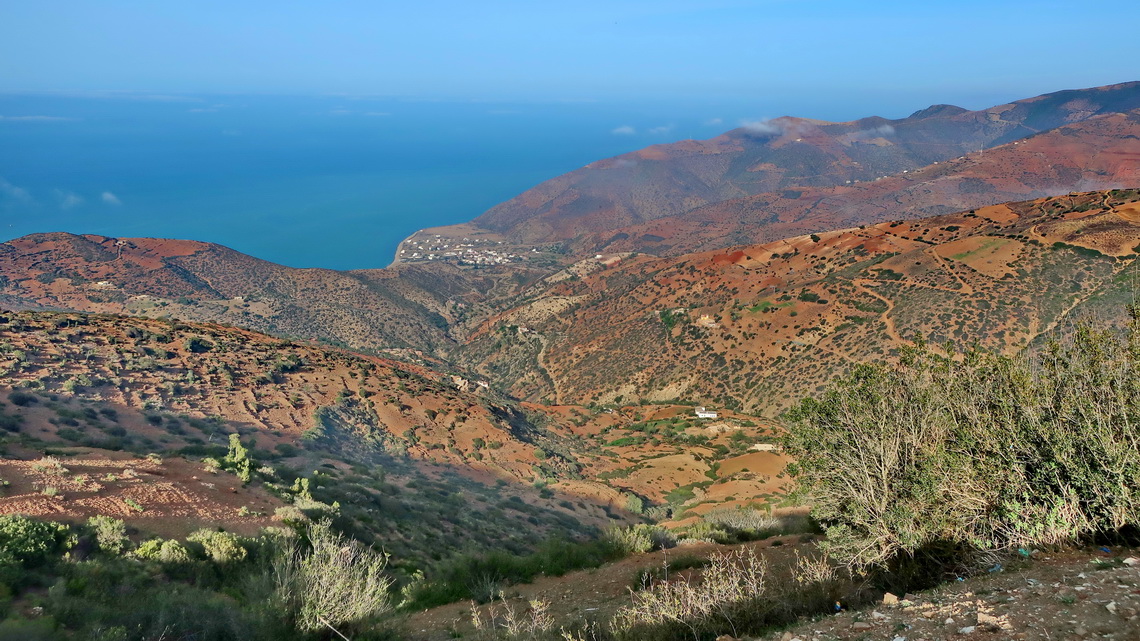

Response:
(401, 80), (1140, 257)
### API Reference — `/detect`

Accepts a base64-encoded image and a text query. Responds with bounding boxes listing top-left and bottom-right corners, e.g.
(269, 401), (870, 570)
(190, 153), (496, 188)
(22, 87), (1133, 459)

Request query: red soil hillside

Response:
(583, 110), (1140, 257)
(407, 82), (1140, 252)
(0, 311), (579, 484)
(0, 311), (790, 539)
(456, 189), (1140, 414)
(0, 311), (623, 567)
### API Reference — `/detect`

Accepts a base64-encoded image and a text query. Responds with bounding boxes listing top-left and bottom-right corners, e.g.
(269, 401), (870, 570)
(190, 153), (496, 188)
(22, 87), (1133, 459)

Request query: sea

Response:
(0, 93), (750, 270)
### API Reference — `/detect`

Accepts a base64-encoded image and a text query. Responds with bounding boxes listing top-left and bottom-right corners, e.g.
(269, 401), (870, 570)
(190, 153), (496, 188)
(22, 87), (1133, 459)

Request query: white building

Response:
(695, 407), (718, 419)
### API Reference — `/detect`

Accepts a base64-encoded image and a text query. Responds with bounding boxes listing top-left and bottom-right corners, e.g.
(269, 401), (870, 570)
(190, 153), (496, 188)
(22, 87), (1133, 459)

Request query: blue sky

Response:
(2, 1), (1138, 116)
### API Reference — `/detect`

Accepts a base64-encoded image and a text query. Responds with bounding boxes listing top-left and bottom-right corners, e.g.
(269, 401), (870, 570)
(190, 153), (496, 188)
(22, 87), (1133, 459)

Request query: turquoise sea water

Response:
(0, 93), (738, 270)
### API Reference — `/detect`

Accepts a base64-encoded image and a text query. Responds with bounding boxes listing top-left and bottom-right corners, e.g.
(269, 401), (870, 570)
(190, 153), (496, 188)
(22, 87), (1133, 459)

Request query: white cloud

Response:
(739, 118), (782, 135)
(0, 114), (75, 122)
(101, 191), (122, 206)
(330, 108), (351, 116)
(23, 90), (200, 103)
(365, 111), (392, 117)
(123, 93), (200, 103)
(56, 190), (84, 210)
(842, 124), (897, 143)
(0, 178), (31, 202)
(611, 125), (636, 135)
(648, 124), (675, 135)
(704, 118), (723, 126)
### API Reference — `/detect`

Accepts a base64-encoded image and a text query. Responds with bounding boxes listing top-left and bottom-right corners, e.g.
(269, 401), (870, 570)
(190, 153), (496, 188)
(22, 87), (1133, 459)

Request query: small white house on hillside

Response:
(695, 406), (718, 419)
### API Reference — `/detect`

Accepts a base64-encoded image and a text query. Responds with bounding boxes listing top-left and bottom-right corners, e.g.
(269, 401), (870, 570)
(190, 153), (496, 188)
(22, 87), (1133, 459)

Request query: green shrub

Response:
(676, 521), (734, 545)
(184, 337), (213, 353)
(223, 434), (253, 483)
(133, 538), (191, 564)
(47, 574), (282, 641)
(87, 516), (129, 555)
(0, 412), (23, 433)
(187, 529), (248, 564)
(603, 524), (676, 555)
(8, 392), (36, 407)
(400, 536), (623, 610)
(0, 616), (58, 641)
(664, 486), (695, 505)
(0, 515), (70, 566)
(623, 493), (644, 515)
(274, 505), (307, 525)
(785, 311), (1140, 572)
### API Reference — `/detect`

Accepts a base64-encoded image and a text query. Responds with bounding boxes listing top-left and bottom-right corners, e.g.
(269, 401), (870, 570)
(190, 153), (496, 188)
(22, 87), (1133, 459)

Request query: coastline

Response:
(388, 229), (423, 267)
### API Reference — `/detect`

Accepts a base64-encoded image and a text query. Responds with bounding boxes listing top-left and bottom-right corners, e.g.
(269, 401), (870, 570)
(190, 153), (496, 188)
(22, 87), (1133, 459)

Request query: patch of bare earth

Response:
(0, 449), (282, 538)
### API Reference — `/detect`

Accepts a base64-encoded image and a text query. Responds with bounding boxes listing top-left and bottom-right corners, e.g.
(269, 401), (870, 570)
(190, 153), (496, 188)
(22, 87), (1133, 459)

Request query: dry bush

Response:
(603, 524), (676, 555)
(274, 519), (392, 635)
(471, 593), (556, 641)
(610, 547), (767, 640)
(34, 456), (68, 475)
(702, 508), (781, 533)
(557, 548), (850, 641)
(785, 310), (1140, 572)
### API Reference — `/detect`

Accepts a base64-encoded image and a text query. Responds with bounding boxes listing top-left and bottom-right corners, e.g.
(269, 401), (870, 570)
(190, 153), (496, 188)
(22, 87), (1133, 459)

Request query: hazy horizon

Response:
(2, 80), (1135, 270)
(4, 1), (1140, 268)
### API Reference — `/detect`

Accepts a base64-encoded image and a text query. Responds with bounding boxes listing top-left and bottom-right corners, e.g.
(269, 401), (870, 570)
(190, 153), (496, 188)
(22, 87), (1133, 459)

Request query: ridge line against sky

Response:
(4, 1), (1140, 271)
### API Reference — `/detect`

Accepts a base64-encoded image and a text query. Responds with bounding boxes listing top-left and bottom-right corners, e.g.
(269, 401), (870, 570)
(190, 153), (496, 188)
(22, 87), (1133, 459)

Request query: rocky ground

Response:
(752, 549), (1140, 641)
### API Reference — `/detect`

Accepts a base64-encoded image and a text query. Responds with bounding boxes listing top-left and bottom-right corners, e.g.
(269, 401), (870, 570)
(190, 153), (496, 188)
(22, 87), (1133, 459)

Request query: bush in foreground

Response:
(784, 310), (1140, 571)
(275, 519), (393, 635)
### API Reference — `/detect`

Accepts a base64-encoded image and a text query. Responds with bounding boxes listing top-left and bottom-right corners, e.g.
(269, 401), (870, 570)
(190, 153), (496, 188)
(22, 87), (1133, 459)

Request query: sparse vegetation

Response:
(401, 534), (625, 609)
(785, 310), (1140, 572)
(0, 186), (1138, 639)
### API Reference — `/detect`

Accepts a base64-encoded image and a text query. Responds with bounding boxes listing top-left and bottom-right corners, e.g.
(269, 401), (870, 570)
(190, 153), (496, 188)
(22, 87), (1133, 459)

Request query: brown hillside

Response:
(457, 189), (1140, 414)
(0, 311), (789, 540)
(411, 82), (1140, 251)
(584, 110), (1140, 257)
(0, 232), (549, 355)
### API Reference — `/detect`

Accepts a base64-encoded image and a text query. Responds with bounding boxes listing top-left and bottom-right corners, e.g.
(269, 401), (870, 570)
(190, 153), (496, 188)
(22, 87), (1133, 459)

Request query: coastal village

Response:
(397, 234), (524, 266)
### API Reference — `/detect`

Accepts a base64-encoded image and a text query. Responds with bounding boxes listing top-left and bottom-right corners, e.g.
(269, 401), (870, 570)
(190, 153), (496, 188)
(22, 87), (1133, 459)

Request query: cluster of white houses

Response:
(400, 235), (522, 266)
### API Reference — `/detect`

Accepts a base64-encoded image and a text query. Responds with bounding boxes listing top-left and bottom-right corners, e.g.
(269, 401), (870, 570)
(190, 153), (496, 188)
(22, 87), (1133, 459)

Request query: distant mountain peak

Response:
(908, 104), (968, 119)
